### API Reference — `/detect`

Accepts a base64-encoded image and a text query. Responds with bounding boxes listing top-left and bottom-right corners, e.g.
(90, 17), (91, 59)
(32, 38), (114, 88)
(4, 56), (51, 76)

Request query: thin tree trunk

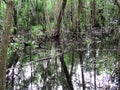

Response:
(0, 1), (14, 90)
(91, 0), (99, 27)
(93, 34), (97, 90)
(55, 39), (74, 90)
(53, 0), (74, 90)
(77, 0), (85, 90)
(91, 0), (97, 89)
(69, 0), (75, 77)
(52, 0), (67, 36)
(79, 51), (85, 90)
(13, 7), (17, 35)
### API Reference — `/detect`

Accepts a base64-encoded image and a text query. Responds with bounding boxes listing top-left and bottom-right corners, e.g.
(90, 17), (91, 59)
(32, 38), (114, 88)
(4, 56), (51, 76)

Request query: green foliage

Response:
(96, 52), (116, 74)
(64, 48), (72, 68)
(46, 0), (52, 12)
(37, 1), (44, 13)
(31, 25), (44, 38)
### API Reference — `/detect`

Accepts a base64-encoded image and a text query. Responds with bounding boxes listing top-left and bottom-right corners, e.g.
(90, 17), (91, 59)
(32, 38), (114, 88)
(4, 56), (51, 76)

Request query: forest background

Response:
(0, 0), (120, 90)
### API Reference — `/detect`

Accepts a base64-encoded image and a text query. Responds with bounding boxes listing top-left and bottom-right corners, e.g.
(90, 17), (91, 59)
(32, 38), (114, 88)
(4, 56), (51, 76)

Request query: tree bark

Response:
(0, 1), (14, 90)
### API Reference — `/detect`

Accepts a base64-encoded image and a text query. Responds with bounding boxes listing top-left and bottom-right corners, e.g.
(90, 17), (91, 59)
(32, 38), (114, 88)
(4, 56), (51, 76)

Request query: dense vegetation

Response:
(0, 0), (120, 90)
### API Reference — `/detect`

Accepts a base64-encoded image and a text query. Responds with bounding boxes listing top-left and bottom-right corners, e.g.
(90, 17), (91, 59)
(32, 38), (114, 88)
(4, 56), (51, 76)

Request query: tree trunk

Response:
(53, 0), (74, 90)
(13, 7), (17, 35)
(77, 0), (86, 90)
(55, 39), (74, 90)
(52, 0), (67, 37)
(90, 0), (97, 90)
(91, 0), (99, 27)
(0, 1), (14, 90)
